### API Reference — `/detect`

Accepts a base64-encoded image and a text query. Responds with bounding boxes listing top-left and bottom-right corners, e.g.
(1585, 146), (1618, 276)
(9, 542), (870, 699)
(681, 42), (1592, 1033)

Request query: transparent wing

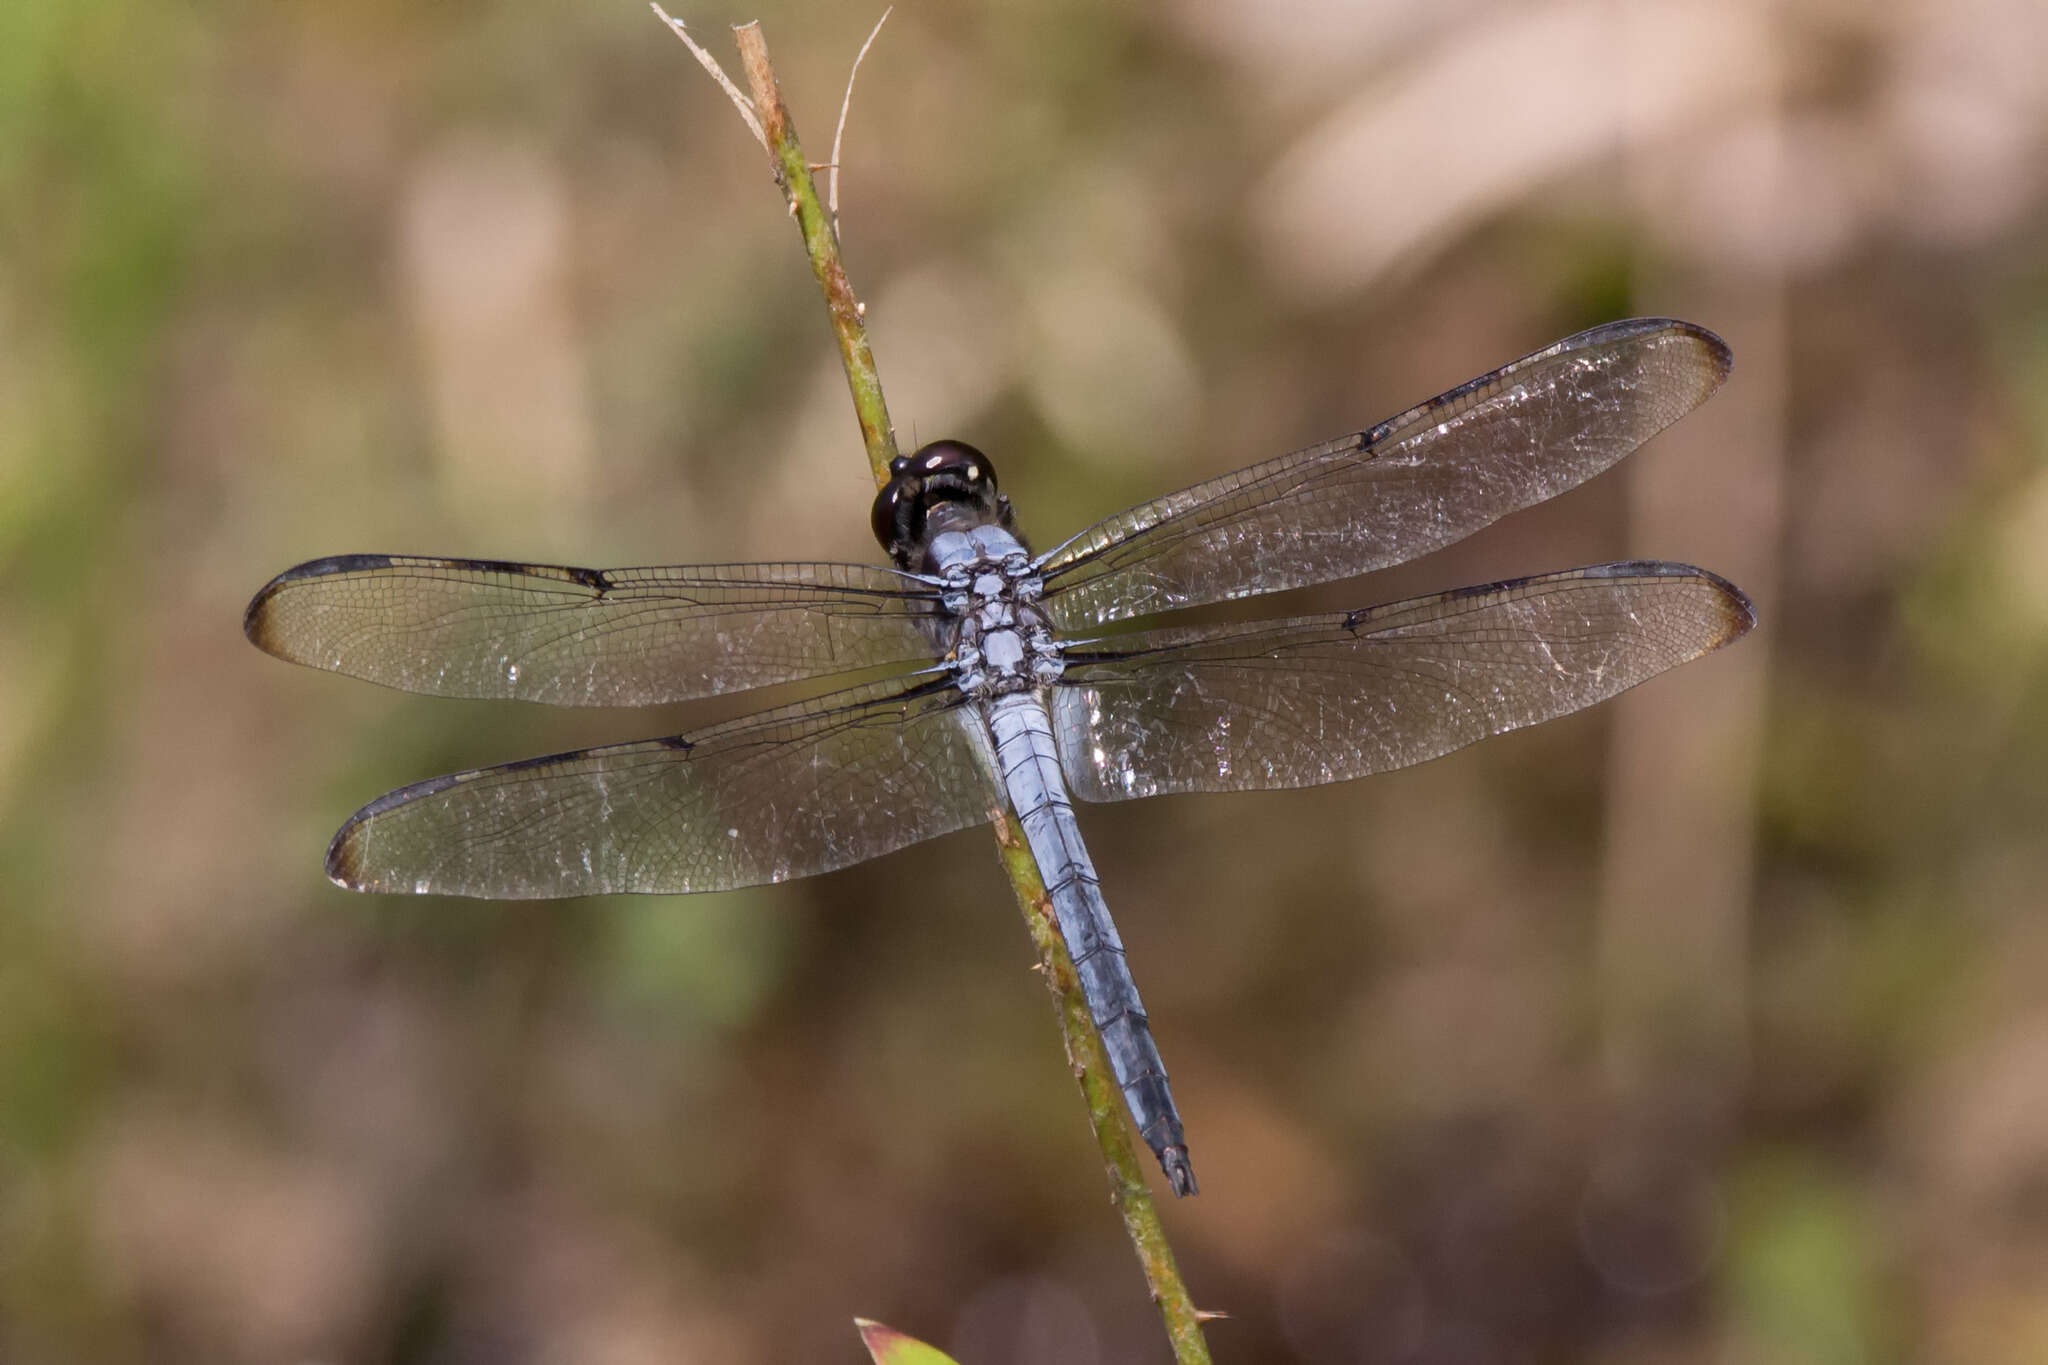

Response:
(246, 554), (935, 706)
(1038, 319), (1731, 628)
(326, 676), (996, 896)
(1051, 562), (1753, 801)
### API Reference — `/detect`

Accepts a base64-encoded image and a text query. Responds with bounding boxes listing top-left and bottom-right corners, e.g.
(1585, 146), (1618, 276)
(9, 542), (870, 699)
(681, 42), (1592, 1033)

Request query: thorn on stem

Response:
(828, 6), (893, 232)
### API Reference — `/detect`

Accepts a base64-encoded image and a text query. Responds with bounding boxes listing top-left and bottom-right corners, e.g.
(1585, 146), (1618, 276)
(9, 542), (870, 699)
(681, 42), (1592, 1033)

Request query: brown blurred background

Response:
(5, 1), (2047, 1361)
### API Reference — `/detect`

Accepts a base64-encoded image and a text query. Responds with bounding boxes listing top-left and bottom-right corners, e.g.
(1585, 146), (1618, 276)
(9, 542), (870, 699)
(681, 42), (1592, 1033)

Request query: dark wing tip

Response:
(245, 554), (396, 649)
(1586, 558), (1756, 645)
(1659, 561), (1756, 643)
(323, 767), (470, 893)
(323, 818), (366, 890)
(1616, 316), (1733, 381)
(1699, 566), (1758, 641)
(242, 589), (274, 648)
(1574, 317), (1733, 386)
(1664, 318), (1734, 383)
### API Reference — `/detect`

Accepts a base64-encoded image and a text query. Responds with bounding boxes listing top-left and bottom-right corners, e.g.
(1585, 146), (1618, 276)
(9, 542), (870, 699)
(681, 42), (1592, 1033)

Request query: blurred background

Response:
(5, 0), (2047, 1360)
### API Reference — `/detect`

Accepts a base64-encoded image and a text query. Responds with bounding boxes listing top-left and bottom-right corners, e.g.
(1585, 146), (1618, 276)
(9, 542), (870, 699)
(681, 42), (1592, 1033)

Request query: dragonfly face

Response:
(871, 439), (1017, 571)
(247, 318), (1757, 1197)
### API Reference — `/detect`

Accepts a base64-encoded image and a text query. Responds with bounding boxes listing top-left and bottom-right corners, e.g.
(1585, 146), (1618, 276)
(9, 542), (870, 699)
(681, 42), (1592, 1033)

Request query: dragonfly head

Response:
(872, 440), (1013, 569)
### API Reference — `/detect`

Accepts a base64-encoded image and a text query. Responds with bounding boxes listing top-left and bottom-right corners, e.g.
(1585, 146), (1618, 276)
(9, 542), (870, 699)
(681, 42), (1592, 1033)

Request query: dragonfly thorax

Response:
(931, 525), (1062, 698)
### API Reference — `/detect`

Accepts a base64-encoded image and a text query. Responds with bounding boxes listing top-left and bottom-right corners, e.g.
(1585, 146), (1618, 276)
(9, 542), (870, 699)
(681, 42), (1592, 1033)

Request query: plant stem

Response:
(698, 18), (1212, 1361)
(732, 23), (897, 483)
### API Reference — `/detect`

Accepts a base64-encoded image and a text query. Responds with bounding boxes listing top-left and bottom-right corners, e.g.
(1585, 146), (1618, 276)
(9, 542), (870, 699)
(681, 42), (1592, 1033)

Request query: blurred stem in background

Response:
(654, 11), (1214, 1361)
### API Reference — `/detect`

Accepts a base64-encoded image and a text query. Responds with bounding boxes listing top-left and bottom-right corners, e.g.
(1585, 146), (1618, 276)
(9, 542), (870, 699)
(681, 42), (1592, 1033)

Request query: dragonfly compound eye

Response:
(873, 440), (1003, 562)
(912, 439), (998, 497)
(870, 468), (923, 557)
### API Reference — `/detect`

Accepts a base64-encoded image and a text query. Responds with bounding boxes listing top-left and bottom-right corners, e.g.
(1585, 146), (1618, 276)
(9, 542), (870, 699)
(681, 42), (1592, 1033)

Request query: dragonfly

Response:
(246, 317), (1754, 1197)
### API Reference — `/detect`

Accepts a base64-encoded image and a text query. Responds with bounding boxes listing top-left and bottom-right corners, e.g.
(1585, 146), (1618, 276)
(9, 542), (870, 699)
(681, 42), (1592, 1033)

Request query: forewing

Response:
(1052, 562), (1753, 801)
(246, 555), (934, 706)
(1039, 320), (1730, 628)
(326, 676), (995, 896)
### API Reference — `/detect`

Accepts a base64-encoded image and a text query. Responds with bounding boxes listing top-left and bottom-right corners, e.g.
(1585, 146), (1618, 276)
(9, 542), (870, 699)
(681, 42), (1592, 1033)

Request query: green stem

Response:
(725, 21), (1211, 1362)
